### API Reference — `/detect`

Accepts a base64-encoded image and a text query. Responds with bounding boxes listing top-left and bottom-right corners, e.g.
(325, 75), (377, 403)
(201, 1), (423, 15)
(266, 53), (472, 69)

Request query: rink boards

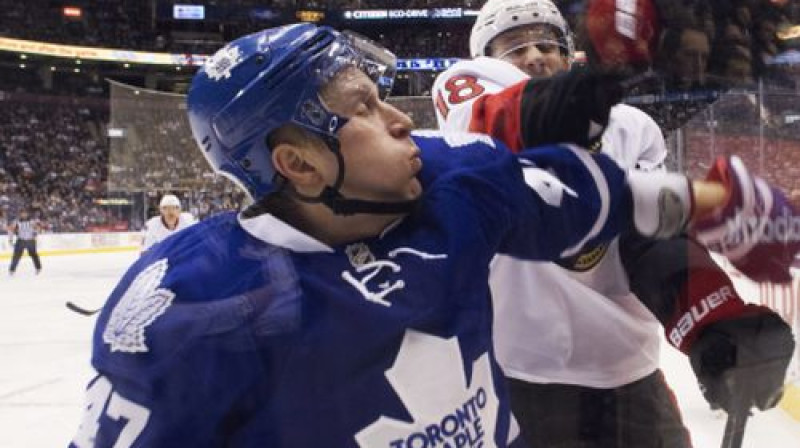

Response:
(0, 231), (141, 259)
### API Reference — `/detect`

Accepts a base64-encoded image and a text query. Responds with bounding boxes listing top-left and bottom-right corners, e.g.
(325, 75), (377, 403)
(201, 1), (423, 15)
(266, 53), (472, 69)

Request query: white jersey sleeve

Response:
(141, 217), (160, 252)
(432, 57), (528, 133)
(602, 104), (668, 171)
(180, 212), (198, 226)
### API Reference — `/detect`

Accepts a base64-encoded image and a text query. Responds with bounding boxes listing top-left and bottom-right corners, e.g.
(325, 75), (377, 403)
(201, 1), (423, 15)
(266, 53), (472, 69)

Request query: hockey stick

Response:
(65, 301), (102, 316)
(720, 370), (751, 448)
(721, 406), (749, 448)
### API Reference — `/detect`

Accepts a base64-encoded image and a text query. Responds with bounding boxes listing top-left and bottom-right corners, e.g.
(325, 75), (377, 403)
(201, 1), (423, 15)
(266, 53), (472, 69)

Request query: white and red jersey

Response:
(432, 57), (668, 387)
(141, 212), (197, 252)
(433, 57), (529, 135)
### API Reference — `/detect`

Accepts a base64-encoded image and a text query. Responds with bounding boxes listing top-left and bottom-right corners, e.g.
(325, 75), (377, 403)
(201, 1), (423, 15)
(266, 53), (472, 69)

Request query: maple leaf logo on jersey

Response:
(102, 259), (175, 353)
(355, 330), (499, 447)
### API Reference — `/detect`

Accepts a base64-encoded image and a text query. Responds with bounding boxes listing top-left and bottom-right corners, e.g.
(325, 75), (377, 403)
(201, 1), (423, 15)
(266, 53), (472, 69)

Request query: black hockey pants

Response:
(9, 239), (41, 273)
(508, 370), (693, 448)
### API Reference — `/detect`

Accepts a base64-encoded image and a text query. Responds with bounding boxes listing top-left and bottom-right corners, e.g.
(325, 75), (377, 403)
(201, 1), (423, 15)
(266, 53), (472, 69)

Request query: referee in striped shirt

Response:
(8, 209), (42, 275)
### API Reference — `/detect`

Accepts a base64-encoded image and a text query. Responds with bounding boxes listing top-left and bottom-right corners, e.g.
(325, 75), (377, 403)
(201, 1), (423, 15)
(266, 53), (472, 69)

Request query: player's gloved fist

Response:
(692, 156), (800, 283)
(520, 67), (625, 150)
(689, 307), (795, 413)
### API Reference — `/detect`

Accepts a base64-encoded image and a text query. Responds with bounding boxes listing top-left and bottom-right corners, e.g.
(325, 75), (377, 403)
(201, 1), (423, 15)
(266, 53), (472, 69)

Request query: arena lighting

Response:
(0, 37), (205, 66)
(296, 10), (325, 22)
(173, 4), (205, 20)
(0, 37), (460, 71)
(785, 114), (800, 124)
(342, 8), (478, 21)
(63, 6), (82, 18)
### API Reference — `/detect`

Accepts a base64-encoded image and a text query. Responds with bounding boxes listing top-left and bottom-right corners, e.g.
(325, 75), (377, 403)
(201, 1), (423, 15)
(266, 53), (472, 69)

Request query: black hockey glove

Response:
(689, 308), (795, 413)
(520, 67), (625, 150)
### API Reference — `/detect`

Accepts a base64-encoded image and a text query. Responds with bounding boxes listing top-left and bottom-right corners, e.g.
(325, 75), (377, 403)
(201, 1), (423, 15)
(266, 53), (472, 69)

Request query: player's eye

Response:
(354, 103), (369, 116)
(535, 43), (559, 54)
(510, 46), (528, 58)
(356, 93), (380, 117)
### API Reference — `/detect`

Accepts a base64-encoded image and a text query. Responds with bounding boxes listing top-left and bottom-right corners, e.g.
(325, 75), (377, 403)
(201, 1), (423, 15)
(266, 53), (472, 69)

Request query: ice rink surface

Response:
(1, 251), (798, 447)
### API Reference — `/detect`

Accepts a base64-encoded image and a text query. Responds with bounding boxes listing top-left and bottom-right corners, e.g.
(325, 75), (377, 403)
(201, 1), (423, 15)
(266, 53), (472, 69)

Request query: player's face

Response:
(160, 205), (180, 221)
(671, 29), (710, 87)
(320, 68), (422, 204)
(489, 25), (570, 78)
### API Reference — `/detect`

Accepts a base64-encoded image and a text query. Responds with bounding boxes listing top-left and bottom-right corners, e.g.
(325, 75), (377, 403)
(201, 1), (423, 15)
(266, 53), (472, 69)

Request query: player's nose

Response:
(520, 46), (547, 76)
(384, 102), (414, 140)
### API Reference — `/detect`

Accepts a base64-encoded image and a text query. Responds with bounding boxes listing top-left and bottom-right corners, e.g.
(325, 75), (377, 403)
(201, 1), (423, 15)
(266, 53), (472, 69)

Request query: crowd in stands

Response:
(681, 90), (800, 196)
(0, 96), (110, 232)
(0, 0), (152, 51)
(106, 85), (218, 193)
(685, 132), (800, 197)
(0, 90), (247, 234)
(355, 26), (470, 59)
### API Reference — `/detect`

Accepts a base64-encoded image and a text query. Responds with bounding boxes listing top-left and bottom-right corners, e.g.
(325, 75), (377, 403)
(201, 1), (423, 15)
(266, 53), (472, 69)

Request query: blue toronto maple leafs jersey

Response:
(71, 132), (632, 448)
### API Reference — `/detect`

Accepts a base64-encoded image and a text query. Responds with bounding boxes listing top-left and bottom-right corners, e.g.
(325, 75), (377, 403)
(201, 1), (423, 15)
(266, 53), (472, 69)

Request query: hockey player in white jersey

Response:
(432, 1), (796, 446)
(141, 194), (197, 252)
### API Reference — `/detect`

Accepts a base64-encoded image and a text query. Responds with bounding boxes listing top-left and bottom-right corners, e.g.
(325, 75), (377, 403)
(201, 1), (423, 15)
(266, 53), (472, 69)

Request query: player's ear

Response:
(560, 54), (571, 71)
(271, 142), (328, 195)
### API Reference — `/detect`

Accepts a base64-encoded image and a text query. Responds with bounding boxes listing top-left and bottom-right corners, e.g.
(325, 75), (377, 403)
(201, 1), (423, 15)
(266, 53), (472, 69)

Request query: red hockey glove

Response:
(692, 156), (800, 283)
(665, 269), (795, 413)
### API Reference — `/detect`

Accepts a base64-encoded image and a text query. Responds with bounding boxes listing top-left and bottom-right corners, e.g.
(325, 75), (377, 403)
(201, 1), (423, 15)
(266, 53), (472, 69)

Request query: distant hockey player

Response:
(432, 1), (796, 446)
(141, 194), (196, 253)
(70, 23), (776, 448)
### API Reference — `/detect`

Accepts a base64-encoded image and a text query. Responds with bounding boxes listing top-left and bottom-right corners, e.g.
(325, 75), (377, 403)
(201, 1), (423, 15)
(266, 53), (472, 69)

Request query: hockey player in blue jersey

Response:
(70, 24), (755, 448)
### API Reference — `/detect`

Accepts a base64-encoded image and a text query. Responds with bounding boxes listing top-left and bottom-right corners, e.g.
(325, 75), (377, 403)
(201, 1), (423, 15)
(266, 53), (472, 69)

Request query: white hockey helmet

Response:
(470, 0), (575, 62)
(159, 194), (181, 209)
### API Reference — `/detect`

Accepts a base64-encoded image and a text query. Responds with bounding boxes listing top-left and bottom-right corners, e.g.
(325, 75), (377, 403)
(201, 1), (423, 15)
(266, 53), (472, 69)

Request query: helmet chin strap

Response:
(317, 186), (419, 215)
(290, 137), (420, 216)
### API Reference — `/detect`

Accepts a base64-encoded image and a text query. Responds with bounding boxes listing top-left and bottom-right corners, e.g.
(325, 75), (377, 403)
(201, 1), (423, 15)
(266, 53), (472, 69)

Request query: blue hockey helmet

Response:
(187, 23), (397, 200)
